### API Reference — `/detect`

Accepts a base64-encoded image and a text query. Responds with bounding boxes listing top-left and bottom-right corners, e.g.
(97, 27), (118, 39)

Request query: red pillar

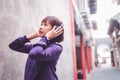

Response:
(69, 0), (77, 80)
(89, 47), (92, 70)
(87, 47), (92, 71)
(80, 36), (86, 80)
(86, 45), (91, 73)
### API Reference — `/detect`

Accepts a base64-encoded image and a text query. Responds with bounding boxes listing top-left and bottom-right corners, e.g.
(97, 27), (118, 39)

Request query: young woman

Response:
(9, 16), (64, 80)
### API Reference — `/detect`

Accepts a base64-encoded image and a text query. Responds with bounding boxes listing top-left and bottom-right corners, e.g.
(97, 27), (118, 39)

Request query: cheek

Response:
(46, 29), (51, 33)
(44, 26), (52, 34)
(46, 27), (52, 32)
(44, 29), (50, 34)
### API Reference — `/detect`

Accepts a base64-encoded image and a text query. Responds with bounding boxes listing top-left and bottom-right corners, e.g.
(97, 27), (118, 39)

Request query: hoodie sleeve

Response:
(29, 36), (63, 61)
(9, 36), (32, 53)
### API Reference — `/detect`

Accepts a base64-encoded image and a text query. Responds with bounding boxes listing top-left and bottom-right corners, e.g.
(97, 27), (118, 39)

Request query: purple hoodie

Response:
(9, 36), (63, 80)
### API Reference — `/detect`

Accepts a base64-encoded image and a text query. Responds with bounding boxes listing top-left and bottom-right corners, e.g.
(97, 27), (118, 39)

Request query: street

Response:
(89, 64), (120, 80)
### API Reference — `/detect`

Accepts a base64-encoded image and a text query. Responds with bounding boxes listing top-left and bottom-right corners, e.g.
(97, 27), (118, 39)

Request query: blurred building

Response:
(108, 12), (120, 69)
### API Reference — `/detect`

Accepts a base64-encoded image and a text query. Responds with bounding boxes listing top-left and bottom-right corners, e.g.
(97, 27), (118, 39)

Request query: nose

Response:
(39, 25), (44, 30)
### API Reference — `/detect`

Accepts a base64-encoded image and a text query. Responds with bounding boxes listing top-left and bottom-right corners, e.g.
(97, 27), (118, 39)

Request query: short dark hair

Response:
(41, 16), (64, 43)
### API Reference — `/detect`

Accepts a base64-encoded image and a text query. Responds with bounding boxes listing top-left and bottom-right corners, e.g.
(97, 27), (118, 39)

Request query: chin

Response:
(40, 34), (45, 37)
(38, 32), (45, 36)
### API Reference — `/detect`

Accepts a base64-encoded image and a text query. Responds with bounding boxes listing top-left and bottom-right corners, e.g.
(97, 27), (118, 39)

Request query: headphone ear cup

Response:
(54, 25), (57, 29)
(61, 23), (64, 27)
(54, 23), (64, 29)
(54, 25), (59, 29)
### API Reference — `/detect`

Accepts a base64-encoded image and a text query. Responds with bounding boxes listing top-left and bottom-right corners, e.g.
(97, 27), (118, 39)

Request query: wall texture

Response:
(0, 0), (74, 80)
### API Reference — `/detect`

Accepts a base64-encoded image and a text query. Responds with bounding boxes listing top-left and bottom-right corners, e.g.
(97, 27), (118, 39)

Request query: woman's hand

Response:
(46, 26), (63, 40)
(27, 31), (41, 40)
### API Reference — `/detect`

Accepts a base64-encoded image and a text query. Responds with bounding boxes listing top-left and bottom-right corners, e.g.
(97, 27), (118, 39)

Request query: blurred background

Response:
(0, 0), (120, 80)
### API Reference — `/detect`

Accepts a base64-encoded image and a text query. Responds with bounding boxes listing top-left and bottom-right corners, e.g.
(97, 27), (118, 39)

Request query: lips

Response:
(38, 31), (44, 36)
(39, 30), (43, 33)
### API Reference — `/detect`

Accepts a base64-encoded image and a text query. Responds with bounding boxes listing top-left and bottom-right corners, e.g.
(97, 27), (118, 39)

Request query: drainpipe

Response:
(69, 0), (77, 80)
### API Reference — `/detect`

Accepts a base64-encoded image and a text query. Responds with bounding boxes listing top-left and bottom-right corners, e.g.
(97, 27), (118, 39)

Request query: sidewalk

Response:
(89, 64), (120, 80)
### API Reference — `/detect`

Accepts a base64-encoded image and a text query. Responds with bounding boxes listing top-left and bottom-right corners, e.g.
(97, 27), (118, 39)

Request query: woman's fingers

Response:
(56, 30), (63, 36)
(52, 26), (63, 35)
(56, 28), (63, 34)
(52, 26), (56, 30)
(53, 25), (62, 30)
(55, 26), (62, 30)
(46, 26), (63, 40)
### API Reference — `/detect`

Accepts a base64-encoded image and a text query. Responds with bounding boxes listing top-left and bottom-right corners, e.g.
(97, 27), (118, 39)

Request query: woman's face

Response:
(38, 21), (52, 37)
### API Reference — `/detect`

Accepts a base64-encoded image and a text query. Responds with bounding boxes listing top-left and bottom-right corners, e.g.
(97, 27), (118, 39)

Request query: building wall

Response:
(0, 0), (75, 80)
